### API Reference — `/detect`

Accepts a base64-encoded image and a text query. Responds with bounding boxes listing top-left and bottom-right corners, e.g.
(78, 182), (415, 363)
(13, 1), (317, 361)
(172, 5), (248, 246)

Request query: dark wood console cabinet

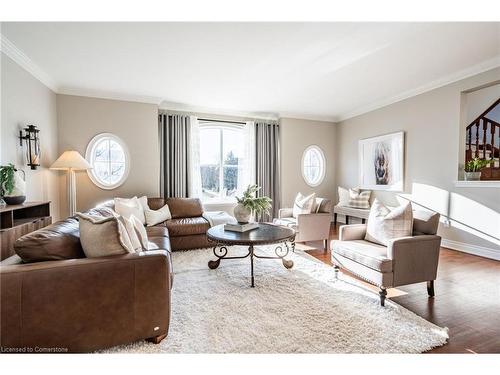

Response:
(0, 201), (52, 260)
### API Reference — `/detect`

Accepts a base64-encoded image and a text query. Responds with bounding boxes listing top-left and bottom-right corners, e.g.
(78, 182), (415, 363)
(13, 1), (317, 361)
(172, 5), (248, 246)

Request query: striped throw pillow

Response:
(347, 188), (371, 209)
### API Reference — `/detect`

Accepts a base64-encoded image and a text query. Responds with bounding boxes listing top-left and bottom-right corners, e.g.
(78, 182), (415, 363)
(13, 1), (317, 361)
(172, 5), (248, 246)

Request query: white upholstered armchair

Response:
(274, 198), (333, 251)
(331, 210), (441, 306)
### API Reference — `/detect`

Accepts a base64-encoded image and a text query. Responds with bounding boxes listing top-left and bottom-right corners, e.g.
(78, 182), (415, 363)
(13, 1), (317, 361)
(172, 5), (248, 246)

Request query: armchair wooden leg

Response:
(427, 280), (435, 297)
(379, 287), (387, 307)
(323, 239), (328, 252)
(334, 213), (338, 225)
(334, 265), (340, 279)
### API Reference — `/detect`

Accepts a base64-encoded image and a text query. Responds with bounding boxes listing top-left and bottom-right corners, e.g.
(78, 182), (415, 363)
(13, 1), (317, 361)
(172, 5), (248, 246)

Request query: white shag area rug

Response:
(104, 247), (448, 353)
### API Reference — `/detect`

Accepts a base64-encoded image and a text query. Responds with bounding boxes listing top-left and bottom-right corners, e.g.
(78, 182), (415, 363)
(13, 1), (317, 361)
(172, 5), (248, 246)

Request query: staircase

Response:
(465, 98), (500, 180)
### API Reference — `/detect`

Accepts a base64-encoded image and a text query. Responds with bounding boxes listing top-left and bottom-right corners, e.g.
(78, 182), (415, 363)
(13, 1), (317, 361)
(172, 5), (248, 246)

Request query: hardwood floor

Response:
(303, 224), (500, 354)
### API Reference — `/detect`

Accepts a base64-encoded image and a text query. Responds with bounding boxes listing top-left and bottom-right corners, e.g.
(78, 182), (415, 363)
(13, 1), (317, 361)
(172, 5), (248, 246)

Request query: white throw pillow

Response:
(137, 195), (172, 226)
(292, 192), (316, 218)
(114, 196), (146, 224)
(130, 214), (149, 250)
(76, 213), (135, 257)
(347, 188), (371, 209)
(116, 215), (143, 252)
(337, 187), (350, 206)
(365, 199), (413, 246)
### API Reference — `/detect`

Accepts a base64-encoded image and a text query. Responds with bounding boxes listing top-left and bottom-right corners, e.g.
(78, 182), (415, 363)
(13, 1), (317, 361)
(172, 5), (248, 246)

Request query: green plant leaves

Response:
(0, 163), (16, 196)
(464, 157), (493, 172)
(235, 184), (272, 216)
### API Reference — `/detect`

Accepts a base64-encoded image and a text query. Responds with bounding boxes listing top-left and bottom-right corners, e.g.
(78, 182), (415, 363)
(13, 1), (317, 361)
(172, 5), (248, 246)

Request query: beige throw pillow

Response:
(77, 213), (135, 257)
(130, 214), (149, 250)
(116, 215), (143, 252)
(347, 188), (371, 209)
(292, 192), (316, 218)
(138, 195), (172, 226)
(114, 196), (146, 224)
(365, 199), (413, 246)
(337, 187), (350, 206)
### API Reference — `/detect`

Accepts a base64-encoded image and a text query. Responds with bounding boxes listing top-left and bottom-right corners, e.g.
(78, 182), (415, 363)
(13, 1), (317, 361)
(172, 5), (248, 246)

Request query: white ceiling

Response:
(1, 22), (499, 121)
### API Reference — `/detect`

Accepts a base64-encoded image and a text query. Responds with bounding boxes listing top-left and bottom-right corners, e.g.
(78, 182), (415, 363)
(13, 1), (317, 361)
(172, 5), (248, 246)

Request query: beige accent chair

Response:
(274, 198), (332, 251)
(331, 210), (441, 306)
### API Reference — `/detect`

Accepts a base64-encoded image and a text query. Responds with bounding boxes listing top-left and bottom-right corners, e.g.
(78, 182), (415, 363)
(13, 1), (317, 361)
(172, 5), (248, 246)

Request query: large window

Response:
(199, 123), (245, 201)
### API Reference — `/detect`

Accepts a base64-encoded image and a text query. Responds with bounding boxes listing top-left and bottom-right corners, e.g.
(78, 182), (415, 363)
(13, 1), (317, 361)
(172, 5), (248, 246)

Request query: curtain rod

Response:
(198, 118), (246, 125)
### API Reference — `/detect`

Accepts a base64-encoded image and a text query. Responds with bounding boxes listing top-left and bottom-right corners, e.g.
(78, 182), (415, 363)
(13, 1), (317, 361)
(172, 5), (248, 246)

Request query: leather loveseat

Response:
(0, 197), (211, 353)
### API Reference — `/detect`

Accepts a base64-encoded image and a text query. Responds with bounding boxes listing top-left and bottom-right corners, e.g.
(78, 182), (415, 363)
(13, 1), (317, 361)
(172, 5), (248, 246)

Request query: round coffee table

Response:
(206, 223), (296, 287)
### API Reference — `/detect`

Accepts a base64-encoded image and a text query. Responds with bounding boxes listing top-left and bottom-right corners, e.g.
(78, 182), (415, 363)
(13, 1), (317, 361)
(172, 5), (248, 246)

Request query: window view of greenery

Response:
(199, 126), (244, 201)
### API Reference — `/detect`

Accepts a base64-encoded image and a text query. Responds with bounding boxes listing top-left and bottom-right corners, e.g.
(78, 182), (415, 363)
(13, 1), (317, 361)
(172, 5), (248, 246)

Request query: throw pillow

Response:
(114, 196), (146, 224)
(116, 215), (143, 252)
(138, 195), (172, 226)
(337, 187), (350, 206)
(76, 213), (135, 257)
(130, 214), (149, 250)
(14, 217), (85, 263)
(365, 199), (413, 246)
(347, 188), (371, 209)
(292, 192), (316, 218)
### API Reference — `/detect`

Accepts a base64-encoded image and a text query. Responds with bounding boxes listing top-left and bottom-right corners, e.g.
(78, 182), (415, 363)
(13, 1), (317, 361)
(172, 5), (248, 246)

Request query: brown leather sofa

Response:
(0, 197), (211, 353)
(150, 197), (212, 251)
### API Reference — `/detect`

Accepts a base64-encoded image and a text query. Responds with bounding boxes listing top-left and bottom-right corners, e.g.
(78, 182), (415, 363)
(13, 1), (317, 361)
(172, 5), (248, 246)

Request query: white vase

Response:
(2, 170), (26, 205)
(464, 171), (481, 181)
(233, 203), (252, 224)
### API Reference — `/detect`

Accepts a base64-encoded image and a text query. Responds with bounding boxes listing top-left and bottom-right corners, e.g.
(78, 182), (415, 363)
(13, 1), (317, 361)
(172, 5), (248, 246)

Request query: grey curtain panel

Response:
(159, 113), (190, 197)
(255, 121), (281, 222)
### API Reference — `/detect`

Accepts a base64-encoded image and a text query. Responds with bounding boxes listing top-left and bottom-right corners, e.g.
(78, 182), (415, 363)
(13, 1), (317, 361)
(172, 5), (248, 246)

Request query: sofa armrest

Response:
(339, 224), (367, 241)
(387, 235), (441, 286)
(1, 251), (171, 352)
(278, 208), (293, 218)
(296, 213), (332, 242)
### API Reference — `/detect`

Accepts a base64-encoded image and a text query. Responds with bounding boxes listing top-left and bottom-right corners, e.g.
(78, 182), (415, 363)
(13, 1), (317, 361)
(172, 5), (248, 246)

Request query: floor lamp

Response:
(51, 151), (92, 217)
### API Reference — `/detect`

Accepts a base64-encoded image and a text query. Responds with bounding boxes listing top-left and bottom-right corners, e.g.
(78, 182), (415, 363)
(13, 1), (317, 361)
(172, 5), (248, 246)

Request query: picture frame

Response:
(358, 131), (405, 191)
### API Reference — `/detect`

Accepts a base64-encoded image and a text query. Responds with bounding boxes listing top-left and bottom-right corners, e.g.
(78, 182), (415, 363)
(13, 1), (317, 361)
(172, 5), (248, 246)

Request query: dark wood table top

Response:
(0, 201), (50, 213)
(207, 223), (295, 246)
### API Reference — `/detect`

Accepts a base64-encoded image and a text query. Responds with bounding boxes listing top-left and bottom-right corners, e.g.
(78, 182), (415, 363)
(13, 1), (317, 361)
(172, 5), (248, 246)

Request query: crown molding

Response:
(1, 33), (58, 92)
(278, 112), (338, 123)
(57, 87), (163, 105)
(159, 101), (279, 121)
(336, 55), (500, 122)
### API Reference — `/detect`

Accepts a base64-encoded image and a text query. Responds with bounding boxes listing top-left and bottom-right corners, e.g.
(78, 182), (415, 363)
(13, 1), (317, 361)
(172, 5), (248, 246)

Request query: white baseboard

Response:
(441, 239), (500, 261)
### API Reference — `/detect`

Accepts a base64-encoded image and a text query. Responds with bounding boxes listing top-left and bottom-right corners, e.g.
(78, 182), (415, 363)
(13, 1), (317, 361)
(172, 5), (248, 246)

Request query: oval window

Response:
(302, 145), (326, 187)
(85, 133), (130, 190)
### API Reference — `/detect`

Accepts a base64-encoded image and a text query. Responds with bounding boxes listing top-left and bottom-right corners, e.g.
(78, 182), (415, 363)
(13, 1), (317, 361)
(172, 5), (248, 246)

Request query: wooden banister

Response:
(465, 98), (500, 180)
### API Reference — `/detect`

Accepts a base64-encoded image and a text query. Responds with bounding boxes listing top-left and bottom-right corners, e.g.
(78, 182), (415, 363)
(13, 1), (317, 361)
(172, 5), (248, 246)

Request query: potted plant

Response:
(0, 163), (27, 205)
(464, 158), (493, 181)
(234, 184), (272, 223)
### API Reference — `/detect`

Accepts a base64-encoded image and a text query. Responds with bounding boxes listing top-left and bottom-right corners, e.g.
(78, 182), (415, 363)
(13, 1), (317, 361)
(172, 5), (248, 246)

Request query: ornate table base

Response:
(208, 241), (295, 287)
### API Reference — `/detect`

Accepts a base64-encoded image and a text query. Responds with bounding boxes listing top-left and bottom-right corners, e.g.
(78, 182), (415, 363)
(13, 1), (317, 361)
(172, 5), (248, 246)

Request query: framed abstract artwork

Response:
(358, 131), (405, 191)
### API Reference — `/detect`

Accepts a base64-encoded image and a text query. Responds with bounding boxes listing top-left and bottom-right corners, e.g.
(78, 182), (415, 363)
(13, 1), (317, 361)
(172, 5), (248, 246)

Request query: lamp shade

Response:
(50, 150), (92, 170)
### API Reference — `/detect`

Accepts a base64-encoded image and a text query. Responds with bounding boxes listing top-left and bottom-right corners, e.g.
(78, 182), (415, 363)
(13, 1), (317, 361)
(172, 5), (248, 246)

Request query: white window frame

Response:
(199, 122), (244, 202)
(85, 133), (130, 190)
(301, 145), (326, 187)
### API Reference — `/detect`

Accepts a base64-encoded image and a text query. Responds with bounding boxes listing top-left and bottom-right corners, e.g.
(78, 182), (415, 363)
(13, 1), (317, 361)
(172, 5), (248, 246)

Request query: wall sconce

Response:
(19, 125), (41, 170)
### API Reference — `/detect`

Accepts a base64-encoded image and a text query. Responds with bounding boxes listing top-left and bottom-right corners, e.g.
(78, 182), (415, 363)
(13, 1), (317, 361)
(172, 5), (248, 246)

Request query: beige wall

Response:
(335, 67), (500, 255)
(56, 95), (159, 218)
(1, 53), (61, 220)
(280, 117), (336, 208)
